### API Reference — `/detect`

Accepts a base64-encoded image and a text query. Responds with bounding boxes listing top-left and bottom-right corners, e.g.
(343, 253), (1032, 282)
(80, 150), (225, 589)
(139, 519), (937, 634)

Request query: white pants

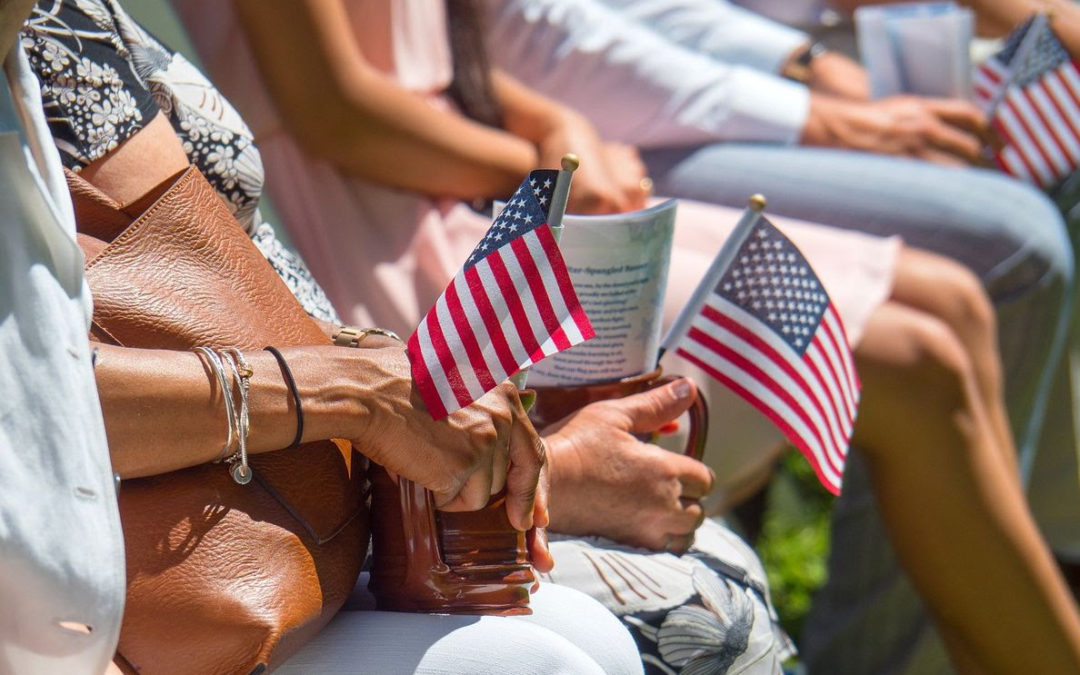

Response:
(275, 582), (643, 674)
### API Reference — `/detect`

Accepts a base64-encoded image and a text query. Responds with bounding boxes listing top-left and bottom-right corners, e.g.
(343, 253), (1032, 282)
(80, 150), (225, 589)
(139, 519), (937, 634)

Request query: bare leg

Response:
(888, 248), (1019, 478)
(853, 298), (1080, 674)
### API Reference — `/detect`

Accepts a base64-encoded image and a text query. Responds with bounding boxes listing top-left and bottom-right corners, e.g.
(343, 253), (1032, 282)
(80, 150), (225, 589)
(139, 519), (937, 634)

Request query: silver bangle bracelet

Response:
(223, 348), (253, 485)
(193, 346), (237, 463)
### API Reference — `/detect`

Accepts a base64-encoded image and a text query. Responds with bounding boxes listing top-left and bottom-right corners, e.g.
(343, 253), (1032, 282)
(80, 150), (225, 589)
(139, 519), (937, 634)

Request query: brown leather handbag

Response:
(70, 166), (369, 675)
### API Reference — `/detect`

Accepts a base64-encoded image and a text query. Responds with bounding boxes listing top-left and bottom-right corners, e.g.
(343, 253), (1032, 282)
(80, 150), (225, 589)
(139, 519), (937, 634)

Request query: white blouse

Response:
(0, 44), (124, 675)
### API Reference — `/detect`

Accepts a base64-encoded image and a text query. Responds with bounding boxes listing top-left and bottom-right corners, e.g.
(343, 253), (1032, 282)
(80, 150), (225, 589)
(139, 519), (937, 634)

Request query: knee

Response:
(857, 311), (981, 459)
(930, 260), (999, 340)
(992, 181), (1074, 293)
(883, 312), (976, 414)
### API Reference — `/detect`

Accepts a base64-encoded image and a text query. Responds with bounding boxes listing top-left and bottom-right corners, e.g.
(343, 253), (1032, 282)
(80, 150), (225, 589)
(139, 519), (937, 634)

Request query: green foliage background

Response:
(754, 451), (833, 641)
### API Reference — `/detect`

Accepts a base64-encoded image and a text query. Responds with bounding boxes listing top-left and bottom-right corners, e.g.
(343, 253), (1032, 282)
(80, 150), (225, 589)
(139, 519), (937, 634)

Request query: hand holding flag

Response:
(661, 196), (860, 495)
(408, 165), (594, 419)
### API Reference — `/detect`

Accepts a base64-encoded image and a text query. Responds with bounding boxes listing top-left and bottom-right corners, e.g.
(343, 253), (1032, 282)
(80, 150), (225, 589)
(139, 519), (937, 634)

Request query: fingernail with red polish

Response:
(657, 421), (680, 434)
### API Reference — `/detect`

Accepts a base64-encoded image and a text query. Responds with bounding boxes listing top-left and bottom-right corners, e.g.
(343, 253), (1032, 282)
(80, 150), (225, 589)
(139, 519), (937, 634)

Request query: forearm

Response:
(95, 345), (302, 477)
(488, 0), (810, 147)
(975, 0), (1080, 52)
(612, 0), (809, 73)
(232, 0), (535, 201)
(92, 343), (393, 478)
(492, 69), (574, 146)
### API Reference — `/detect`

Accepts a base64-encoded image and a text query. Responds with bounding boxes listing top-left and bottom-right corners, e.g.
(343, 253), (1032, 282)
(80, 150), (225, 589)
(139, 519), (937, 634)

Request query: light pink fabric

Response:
(173, 0), (485, 333)
(173, 0), (898, 496)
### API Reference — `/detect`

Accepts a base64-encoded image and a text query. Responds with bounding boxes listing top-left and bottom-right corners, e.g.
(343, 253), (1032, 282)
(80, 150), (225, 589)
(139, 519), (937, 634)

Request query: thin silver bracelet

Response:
(193, 346), (237, 463)
(223, 348), (253, 485)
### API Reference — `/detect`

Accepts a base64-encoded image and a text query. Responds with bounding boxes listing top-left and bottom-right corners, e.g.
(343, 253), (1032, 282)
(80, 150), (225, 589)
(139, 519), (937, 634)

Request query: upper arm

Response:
(230, 0), (384, 146)
(229, 0), (536, 199)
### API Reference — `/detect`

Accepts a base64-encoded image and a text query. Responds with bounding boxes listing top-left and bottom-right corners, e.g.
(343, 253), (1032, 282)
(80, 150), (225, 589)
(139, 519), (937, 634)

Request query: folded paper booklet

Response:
(527, 200), (677, 386)
(855, 1), (974, 99)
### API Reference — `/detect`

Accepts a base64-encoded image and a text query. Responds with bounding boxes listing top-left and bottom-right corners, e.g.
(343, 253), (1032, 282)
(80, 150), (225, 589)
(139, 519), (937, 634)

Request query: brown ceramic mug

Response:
(367, 391), (538, 616)
(368, 368), (707, 615)
(530, 367), (709, 461)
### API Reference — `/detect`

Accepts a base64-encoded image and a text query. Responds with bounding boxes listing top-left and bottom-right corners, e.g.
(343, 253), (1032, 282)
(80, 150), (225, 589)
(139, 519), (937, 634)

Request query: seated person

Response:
(5, 2), (636, 673)
(25, 0), (1080, 672)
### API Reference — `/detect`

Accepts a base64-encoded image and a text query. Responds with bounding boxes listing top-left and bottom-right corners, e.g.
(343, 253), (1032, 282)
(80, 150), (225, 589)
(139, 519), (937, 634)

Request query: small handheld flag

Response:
(661, 196), (859, 494)
(408, 166), (594, 419)
(974, 13), (1080, 189)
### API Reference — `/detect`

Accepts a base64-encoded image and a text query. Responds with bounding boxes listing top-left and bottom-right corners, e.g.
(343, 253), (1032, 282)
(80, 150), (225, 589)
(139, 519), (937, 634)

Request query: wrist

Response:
(800, 93), (856, 148)
(799, 93), (833, 146)
(252, 346), (375, 446)
(781, 41), (826, 85)
(536, 108), (590, 155)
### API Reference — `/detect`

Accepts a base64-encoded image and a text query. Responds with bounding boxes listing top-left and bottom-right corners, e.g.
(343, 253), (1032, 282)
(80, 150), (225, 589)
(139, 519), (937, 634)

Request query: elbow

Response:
(277, 98), (359, 162)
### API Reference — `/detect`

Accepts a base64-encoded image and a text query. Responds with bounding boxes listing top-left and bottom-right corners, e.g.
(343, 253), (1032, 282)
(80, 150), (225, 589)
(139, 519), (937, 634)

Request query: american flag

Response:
(407, 170), (594, 419)
(974, 14), (1080, 189)
(664, 214), (859, 494)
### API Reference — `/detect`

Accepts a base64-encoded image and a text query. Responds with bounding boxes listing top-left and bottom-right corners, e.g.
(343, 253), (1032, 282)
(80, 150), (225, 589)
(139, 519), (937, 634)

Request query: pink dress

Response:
(172, 0), (899, 499)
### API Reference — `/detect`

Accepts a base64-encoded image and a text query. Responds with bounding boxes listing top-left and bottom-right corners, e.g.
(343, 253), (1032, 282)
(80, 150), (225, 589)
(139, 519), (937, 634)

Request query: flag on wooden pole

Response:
(974, 13), (1080, 189)
(408, 168), (594, 419)
(661, 197), (859, 494)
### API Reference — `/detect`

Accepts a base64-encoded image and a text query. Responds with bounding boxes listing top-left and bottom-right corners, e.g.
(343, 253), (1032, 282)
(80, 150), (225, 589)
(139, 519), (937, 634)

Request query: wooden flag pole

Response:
(658, 194), (767, 361)
(546, 153), (579, 242)
(511, 154), (579, 391)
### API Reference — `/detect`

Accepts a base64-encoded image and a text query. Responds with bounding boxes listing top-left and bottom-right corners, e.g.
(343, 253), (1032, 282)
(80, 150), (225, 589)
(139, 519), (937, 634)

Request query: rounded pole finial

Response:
(561, 153), (580, 172)
(748, 194), (767, 212)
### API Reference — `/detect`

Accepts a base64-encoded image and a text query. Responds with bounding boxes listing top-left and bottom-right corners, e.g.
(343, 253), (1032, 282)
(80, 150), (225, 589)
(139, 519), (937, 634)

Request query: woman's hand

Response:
(540, 378), (714, 553)
(601, 142), (651, 212)
(801, 94), (991, 166)
(536, 110), (642, 214)
(304, 346), (548, 532)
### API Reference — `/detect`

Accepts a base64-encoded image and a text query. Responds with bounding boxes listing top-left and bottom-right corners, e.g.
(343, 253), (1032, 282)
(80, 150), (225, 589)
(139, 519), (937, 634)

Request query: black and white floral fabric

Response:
(546, 519), (796, 674)
(22, 0), (339, 323)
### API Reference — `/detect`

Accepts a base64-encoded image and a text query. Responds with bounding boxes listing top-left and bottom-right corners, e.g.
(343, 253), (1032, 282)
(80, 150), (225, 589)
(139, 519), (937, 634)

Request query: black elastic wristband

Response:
(264, 346), (304, 449)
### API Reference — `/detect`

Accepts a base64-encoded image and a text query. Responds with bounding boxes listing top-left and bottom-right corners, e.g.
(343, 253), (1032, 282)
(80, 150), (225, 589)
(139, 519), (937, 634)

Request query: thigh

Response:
(275, 608), (615, 675)
(643, 143), (1071, 298)
(545, 521), (792, 675)
(524, 583), (644, 675)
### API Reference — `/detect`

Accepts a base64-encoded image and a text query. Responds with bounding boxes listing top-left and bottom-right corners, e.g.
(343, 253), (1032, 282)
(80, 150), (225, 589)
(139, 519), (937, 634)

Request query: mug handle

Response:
(642, 375), (709, 462)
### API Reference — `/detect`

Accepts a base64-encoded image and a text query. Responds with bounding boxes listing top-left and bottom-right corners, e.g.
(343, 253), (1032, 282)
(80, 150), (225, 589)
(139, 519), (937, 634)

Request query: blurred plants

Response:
(755, 450), (833, 641)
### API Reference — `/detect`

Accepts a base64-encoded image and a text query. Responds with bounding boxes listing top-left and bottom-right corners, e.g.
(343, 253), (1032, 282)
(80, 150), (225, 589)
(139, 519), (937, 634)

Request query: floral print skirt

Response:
(546, 519), (795, 674)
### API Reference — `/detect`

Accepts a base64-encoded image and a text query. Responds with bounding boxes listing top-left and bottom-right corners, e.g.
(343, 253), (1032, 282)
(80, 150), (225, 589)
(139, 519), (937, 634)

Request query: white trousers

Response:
(275, 582), (644, 674)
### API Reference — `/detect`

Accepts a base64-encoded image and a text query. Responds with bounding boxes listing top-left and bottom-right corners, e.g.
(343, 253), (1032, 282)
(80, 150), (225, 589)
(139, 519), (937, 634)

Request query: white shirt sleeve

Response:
(487, 0), (810, 147)
(595, 0), (811, 74)
(733, 0), (831, 28)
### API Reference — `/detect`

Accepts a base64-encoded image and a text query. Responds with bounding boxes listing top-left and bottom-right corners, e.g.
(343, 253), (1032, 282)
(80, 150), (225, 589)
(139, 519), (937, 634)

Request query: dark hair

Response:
(444, 0), (503, 129)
